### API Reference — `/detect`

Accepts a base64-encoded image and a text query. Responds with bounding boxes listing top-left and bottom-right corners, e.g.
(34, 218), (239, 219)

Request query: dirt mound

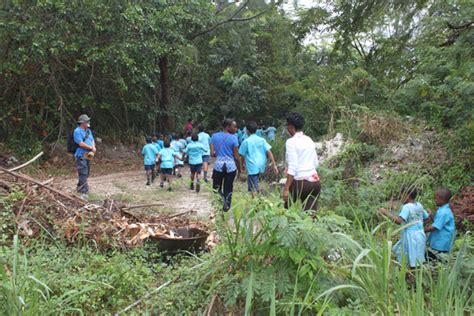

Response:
(451, 186), (474, 230)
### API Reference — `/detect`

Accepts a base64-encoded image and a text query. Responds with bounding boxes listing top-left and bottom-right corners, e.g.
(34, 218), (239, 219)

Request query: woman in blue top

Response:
(379, 189), (428, 268)
(210, 118), (241, 212)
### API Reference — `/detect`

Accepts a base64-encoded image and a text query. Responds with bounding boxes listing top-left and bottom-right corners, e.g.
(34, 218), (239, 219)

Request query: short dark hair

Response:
(198, 125), (205, 132)
(164, 140), (171, 148)
(145, 135), (152, 143)
(436, 187), (452, 202)
(191, 133), (199, 141)
(188, 118), (192, 122)
(222, 118), (235, 128)
(407, 188), (418, 200)
(286, 112), (305, 130)
(186, 130), (192, 136)
(173, 134), (179, 140)
(247, 121), (258, 134)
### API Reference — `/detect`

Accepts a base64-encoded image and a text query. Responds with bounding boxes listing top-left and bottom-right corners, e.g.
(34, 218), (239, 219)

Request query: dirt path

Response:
(57, 166), (215, 219)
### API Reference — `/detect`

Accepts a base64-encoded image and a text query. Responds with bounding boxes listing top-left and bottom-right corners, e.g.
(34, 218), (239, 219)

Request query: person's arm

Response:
(239, 155), (246, 173)
(267, 150), (278, 175)
(283, 141), (297, 201)
(378, 208), (405, 225)
(210, 143), (215, 157)
(156, 154), (161, 162)
(425, 210), (446, 233)
(233, 146), (241, 173)
(74, 129), (94, 151)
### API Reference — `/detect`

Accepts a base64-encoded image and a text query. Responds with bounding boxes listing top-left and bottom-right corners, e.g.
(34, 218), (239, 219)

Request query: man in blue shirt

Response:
(197, 125), (212, 182)
(425, 187), (456, 261)
(73, 114), (96, 199)
(239, 121), (278, 198)
(184, 134), (207, 193)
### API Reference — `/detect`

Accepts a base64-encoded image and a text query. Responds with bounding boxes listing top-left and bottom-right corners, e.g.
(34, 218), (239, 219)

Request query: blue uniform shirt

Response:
(256, 128), (263, 137)
(73, 126), (94, 158)
(238, 134), (271, 176)
(141, 143), (159, 166)
(184, 141), (207, 165)
(159, 148), (176, 169)
(266, 126), (277, 141)
(153, 141), (162, 152)
(399, 202), (428, 232)
(171, 140), (185, 166)
(198, 132), (211, 156)
(428, 204), (456, 252)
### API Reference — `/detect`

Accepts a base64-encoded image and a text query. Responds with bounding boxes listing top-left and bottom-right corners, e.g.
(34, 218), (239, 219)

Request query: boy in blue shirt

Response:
(238, 121), (278, 198)
(425, 187), (456, 261)
(184, 134), (207, 193)
(171, 134), (185, 178)
(265, 125), (277, 142)
(197, 125), (212, 183)
(141, 136), (159, 186)
(157, 140), (181, 191)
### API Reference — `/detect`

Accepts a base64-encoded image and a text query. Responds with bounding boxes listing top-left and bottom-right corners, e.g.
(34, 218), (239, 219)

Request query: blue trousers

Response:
(76, 157), (90, 193)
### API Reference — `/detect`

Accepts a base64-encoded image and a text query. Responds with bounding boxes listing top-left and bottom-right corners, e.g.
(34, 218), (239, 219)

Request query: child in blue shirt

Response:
(157, 140), (181, 191)
(238, 121), (278, 198)
(141, 136), (159, 186)
(197, 125), (212, 182)
(425, 187), (456, 261)
(379, 189), (429, 268)
(184, 134), (207, 193)
(171, 134), (185, 178)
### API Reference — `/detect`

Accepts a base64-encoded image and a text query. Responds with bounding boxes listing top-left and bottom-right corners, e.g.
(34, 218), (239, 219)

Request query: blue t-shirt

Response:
(184, 141), (207, 165)
(157, 140), (164, 148)
(198, 132), (211, 156)
(428, 204), (456, 252)
(159, 148), (176, 169)
(256, 129), (263, 137)
(141, 143), (159, 166)
(398, 202), (428, 232)
(211, 132), (239, 172)
(171, 140), (185, 166)
(266, 127), (277, 141)
(186, 137), (192, 144)
(153, 141), (162, 152)
(73, 127), (94, 158)
(238, 134), (271, 175)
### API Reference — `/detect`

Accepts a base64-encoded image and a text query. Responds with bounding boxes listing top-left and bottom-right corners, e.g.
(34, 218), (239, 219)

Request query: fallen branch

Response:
(168, 209), (194, 219)
(121, 203), (164, 211)
(0, 167), (86, 206)
(0, 151), (44, 174)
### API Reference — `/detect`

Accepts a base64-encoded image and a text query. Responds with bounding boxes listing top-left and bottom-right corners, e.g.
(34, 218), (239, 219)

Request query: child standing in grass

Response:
(157, 140), (181, 191)
(184, 134), (207, 193)
(379, 189), (428, 268)
(141, 136), (159, 186)
(425, 187), (456, 261)
(238, 121), (278, 198)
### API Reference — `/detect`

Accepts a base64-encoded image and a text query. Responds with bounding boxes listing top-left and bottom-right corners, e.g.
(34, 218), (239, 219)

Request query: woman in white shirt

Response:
(283, 112), (321, 212)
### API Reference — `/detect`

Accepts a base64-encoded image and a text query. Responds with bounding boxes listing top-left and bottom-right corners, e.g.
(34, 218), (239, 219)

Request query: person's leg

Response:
(146, 168), (152, 185)
(167, 172), (173, 191)
(190, 169), (195, 190)
(223, 171), (237, 211)
(76, 158), (88, 194)
(202, 156), (209, 182)
(195, 164), (202, 193)
(248, 174), (259, 198)
(84, 159), (90, 193)
(301, 181), (321, 212)
(151, 165), (156, 182)
(160, 172), (165, 188)
(212, 170), (225, 208)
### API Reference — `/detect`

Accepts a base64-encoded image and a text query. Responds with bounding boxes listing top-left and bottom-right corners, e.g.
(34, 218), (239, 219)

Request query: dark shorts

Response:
(285, 180), (321, 212)
(190, 164), (203, 174)
(161, 168), (173, 175)
(202, 155), (210, 163)
(248, 174), (260, 192)
(144, 164), (155, 171)
(175, 164), (184, 168)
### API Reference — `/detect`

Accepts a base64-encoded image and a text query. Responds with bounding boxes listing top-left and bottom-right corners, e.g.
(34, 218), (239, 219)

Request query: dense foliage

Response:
(1, 1), (472, 154)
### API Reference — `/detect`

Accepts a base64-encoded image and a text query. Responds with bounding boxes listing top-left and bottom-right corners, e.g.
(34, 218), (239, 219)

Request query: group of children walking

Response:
(379, 187), (456, 267)
(141, 127), (211, 192)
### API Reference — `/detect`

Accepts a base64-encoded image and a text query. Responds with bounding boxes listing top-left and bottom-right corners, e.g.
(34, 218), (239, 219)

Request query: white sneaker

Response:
(80, 193), (89, 201)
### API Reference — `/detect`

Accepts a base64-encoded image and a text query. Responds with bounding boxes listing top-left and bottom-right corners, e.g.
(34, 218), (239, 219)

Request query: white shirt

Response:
(285, 132), (319, 180)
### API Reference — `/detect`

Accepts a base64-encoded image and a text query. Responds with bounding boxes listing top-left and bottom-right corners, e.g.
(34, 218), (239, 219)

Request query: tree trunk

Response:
(159, 56), (173, 131)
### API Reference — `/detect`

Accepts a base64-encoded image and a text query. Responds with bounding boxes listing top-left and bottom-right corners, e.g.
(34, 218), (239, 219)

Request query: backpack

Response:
(67, 128), (90, 154)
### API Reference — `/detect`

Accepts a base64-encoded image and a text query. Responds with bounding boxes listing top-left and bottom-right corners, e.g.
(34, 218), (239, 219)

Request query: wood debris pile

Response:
(451, 186), (474, 230)
(0, 167), (208, 248)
